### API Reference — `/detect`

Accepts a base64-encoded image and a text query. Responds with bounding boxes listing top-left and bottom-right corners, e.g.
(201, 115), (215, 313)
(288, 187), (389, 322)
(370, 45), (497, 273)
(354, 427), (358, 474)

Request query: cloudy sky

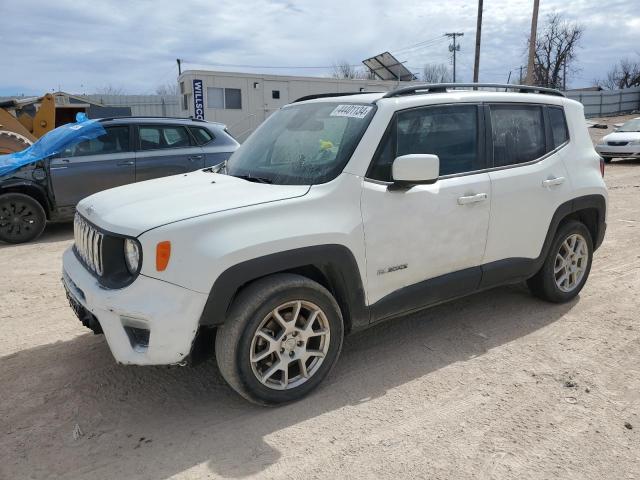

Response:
(2, 0), (638, 96)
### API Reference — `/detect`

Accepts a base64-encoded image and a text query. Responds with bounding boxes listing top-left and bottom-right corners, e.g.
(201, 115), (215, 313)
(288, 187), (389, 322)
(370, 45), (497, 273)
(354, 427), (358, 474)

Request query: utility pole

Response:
(176, 58), (182, 76)
(525, 0), (540, 85)
(473, 0), (483, 83)
(519, 65), (524, 84)
(446, 32), (464, 83)
(563, 60), (567, 90)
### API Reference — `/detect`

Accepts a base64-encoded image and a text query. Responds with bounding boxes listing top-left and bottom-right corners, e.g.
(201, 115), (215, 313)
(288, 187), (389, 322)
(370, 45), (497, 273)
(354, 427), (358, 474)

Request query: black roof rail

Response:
(381, 83), (565, 99)
(98, 115), (210, 122)
(293, 91), (382, 103)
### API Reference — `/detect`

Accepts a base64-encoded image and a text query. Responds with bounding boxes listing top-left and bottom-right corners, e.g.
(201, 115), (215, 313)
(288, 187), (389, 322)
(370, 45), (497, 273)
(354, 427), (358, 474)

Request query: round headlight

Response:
(124, 238), (141, 274)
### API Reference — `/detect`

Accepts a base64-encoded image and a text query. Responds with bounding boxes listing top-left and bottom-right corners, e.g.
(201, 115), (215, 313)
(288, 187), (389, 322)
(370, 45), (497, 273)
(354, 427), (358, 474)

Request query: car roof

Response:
(293, 85), (572, 109)
(98, 117), (227, 128)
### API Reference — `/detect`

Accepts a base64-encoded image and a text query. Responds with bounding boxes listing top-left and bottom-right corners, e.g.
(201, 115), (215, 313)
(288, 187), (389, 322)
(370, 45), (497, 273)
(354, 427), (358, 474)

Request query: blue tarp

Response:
(0, 114), (106, 177)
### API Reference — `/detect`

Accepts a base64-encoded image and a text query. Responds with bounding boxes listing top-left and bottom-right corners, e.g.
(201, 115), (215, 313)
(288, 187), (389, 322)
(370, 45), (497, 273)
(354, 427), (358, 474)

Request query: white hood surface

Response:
(76, 170), (310, 236)
(602, 131), (640, 143)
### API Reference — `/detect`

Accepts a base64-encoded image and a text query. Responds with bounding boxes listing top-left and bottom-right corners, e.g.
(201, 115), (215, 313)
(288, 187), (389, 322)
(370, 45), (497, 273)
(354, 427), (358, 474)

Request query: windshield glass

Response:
(226, 102), (376, 185)
(618, 119), (640, 132)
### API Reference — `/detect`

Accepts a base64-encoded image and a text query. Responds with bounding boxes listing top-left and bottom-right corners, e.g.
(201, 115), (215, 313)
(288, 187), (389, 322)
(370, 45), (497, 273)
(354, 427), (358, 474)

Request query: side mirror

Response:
(391, 154), (440, 186)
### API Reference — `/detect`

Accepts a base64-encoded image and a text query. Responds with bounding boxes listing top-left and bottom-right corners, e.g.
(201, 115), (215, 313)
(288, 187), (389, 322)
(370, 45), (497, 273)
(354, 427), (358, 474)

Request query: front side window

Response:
(490, 105), (546, 167)
(368, 104), (481, 181)
(226, 102), (376, 185)
(139, 126), (192, 150)
(63, 126), (130, 157)
(548, 107), (569, 148)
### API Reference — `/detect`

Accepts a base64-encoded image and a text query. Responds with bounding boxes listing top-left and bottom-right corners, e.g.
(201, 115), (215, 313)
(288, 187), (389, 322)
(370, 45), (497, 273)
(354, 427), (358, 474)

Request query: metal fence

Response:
(566, 87), (640, 118)
(83, 94), (181, 117)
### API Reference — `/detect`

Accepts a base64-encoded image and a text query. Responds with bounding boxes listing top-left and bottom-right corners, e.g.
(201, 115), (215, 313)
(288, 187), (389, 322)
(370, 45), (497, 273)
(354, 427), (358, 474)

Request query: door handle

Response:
(189, 155), (204, 161)
(50, 166), (68, 170)
(117, 160), (134, 166)
(457, 193), (488, 205)
(542, 177), (565, 188)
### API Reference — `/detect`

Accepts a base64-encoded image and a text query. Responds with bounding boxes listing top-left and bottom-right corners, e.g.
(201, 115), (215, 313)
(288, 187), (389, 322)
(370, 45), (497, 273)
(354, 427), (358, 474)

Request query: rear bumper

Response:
(62, 247), (209, 365)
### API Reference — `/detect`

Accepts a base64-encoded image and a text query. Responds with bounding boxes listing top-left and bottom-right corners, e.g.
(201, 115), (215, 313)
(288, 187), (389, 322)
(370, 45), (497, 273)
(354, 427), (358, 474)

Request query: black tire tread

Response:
(215, 273), (343, 406)
(0, 192), (46, 244)
(527, 220), (593, 303)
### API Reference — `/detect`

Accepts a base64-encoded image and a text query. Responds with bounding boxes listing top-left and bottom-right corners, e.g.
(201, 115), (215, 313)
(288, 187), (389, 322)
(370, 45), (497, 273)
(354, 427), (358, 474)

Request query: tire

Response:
(0, 130), (33, 155)
(602, 157), (612, 164)
(215, 273), (344, 405)
(0, 193), (47, 244)
(527, 220), (593, 303)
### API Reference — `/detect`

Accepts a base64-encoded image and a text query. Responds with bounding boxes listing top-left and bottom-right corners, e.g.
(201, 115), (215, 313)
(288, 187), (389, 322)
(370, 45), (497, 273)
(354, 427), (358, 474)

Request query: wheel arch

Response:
(536, 194), (606, 272)
(199, 244), (369, 333)
(0, 180), (52, 219)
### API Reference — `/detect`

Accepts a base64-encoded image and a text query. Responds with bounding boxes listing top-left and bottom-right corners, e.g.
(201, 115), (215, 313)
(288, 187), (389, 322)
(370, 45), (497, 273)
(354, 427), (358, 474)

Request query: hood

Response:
(76, 170), (310, 236)
(602, 131), (640, 143)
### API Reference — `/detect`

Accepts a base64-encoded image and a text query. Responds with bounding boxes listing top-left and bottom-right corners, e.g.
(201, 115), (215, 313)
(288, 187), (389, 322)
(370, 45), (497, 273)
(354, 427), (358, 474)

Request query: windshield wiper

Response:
(233, 174), (273, 184)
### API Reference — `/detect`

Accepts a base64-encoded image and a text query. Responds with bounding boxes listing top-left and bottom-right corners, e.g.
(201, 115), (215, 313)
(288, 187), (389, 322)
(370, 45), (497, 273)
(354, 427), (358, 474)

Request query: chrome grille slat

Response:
(73, 213), (105, 277)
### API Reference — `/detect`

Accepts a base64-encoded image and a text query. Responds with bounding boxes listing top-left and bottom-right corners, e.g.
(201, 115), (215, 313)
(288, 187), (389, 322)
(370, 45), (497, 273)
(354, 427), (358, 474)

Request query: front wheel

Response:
(215, 273), (344, 405)
(527, 220), (593, 303)
(0, 193), (47, 244)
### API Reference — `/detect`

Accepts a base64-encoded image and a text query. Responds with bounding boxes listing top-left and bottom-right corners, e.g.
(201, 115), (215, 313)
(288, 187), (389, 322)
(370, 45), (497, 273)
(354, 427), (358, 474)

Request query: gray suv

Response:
(0, 117), (239, 244)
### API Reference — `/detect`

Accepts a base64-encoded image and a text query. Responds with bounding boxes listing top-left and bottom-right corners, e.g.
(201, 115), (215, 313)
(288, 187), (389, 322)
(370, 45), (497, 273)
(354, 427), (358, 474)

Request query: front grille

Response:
(74, 214), (104, 276)
(608, 141), (628, 146)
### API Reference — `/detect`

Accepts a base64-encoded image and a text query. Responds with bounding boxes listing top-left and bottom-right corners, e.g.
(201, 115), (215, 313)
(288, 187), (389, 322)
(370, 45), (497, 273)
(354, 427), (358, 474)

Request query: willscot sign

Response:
(192, 79), (204, 120)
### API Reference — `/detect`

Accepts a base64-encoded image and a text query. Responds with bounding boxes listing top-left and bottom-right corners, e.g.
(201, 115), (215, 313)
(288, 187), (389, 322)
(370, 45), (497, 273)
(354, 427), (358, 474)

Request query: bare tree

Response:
(596, 58), (640, 89)
(331, 61), (375, 80)
(527, 13), (584, 89)
(421, 63), (452, 83)
(155, 83), (180, 96)
(93, 84), (126, 95)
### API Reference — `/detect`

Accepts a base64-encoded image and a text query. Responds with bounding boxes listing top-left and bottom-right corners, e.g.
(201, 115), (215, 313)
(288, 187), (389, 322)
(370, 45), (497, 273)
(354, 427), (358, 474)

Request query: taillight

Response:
(600, 157), (605, 177)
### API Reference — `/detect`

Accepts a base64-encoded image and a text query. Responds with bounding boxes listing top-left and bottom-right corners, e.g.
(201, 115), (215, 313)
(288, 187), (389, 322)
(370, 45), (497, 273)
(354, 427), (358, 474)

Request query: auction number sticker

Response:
(330, 104), (373, 119)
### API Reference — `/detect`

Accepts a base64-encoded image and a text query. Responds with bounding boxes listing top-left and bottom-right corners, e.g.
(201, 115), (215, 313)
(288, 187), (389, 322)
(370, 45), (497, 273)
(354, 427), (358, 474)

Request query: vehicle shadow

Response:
(0, 222), (73, 249)
(1, 284), (576, 479)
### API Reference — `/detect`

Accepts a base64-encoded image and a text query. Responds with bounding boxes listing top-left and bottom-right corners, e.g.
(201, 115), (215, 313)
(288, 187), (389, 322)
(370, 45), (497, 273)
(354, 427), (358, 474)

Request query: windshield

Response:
(226, 102), (376, 185)
(618, 119), (640, 132)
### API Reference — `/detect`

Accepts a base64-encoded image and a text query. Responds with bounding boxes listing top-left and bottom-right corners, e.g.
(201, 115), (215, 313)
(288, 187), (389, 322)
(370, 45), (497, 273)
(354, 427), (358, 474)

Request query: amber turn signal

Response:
(156, 241), (171, 271)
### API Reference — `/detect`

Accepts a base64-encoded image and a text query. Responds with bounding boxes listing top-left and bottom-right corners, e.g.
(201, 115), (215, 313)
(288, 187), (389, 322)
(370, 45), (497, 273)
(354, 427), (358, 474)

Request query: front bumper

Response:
(62, 247), (209, 365)
(595, 144), (640, 159)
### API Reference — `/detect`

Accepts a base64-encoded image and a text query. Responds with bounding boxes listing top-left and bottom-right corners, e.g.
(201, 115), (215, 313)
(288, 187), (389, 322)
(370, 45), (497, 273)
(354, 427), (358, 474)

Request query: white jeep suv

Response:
(62, 84), (607, 405)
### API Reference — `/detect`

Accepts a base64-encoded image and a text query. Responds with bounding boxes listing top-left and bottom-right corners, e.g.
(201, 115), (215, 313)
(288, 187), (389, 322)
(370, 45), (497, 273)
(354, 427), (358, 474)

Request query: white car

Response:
(595, 117), (640, 162)
(62, 84), (608, 405)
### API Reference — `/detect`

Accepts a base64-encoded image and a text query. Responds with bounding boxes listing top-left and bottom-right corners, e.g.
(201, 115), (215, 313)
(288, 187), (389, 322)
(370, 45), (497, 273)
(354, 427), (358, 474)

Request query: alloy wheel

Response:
(249, 300), (330, 390)
(554, 233), (589, 292)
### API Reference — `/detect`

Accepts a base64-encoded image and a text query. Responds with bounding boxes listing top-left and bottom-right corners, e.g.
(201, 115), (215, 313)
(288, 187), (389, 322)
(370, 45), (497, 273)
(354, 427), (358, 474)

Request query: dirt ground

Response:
(1, 116), (639, 480)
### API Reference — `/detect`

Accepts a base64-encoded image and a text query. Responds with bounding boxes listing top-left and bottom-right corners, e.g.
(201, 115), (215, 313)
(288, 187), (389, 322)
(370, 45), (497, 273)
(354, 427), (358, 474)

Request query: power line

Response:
(393, 35), (448, 54)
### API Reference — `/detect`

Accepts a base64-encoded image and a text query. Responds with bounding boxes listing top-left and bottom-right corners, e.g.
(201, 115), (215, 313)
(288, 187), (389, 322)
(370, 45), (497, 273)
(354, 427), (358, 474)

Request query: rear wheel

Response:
(527, 220), (593, 303)
(215, 273), (344, 405)
(0, 193), (47, 244)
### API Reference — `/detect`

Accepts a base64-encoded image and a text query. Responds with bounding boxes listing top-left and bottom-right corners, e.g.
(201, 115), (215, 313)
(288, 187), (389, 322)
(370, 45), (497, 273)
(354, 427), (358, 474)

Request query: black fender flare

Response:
(199, 244), (369, 331)
(0, 178), (52, 214)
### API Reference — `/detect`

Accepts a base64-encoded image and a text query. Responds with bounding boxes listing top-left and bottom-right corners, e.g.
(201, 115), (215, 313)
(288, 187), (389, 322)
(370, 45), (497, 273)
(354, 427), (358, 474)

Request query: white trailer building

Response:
(177, 70), (420, 141)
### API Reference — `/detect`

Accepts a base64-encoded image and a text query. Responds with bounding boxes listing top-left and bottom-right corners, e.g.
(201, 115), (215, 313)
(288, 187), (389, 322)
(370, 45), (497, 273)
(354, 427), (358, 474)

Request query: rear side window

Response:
(368, 104), (481, 180)
(63, 126), (130, 157)
(490, 105), (546, 167)
(139, 126), (192, 150)
(548, 107), (569, 148)
(188, 126), (214, 145)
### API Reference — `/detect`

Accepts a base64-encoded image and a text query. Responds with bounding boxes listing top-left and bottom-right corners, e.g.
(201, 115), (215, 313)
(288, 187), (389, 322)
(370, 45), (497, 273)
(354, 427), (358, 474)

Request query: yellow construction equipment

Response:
(0, 93), (58, 154)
